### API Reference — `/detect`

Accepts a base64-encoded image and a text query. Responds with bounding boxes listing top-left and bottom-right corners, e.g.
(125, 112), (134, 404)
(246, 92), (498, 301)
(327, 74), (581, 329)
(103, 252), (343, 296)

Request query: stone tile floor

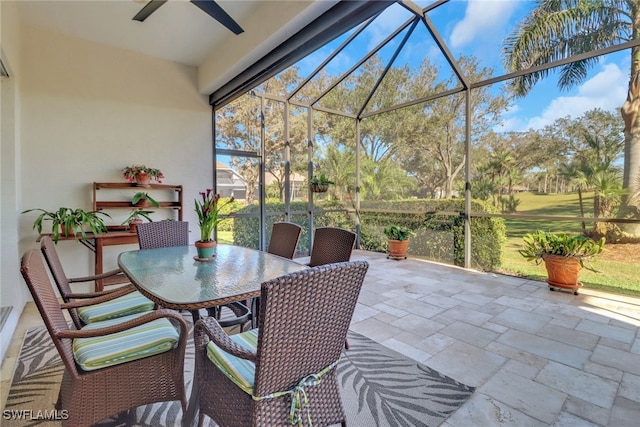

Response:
(2, 249), (640, 426)
(347, 250), (640, 426)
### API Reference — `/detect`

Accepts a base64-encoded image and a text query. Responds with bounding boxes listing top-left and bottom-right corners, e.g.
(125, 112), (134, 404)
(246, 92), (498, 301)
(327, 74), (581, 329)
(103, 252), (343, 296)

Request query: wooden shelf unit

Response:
(92, 182), (183, 220)
(88, 182), (184, 290)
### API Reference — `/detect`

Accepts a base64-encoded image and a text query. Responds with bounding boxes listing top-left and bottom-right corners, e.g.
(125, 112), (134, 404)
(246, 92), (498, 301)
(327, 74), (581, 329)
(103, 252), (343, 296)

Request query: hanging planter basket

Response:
(310, 183), (329, 193)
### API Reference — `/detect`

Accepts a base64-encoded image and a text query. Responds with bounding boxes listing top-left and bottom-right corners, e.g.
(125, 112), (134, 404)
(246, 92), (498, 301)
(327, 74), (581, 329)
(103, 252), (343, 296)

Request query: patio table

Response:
(117, 243), (308, 425)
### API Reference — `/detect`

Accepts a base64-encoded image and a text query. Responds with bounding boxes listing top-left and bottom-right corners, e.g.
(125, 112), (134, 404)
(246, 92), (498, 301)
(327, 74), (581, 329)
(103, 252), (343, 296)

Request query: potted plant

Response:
(122, 165), (164, 187)
(309, 174), (334, 193)
(131, 192), (160, 208)
(194, 189), (235, 260)
(22, 207), (111, 243)
(519, 230), (605, 294)
(384, 225), (414, 260)
(122, 209), (154, 234)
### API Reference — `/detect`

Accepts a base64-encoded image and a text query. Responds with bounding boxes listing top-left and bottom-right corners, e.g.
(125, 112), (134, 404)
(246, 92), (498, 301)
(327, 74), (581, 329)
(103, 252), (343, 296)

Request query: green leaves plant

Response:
(383, 225), (414, 241)
(21, 207), (110, 243)
(131, 192), (160, 207)
(519, 230), (605, 272)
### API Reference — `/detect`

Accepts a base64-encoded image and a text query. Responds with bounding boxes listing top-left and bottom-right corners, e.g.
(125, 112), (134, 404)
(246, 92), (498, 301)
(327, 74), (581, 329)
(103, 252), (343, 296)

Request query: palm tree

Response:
(558, 162), (590, 234)
(502, 0), (640, 235)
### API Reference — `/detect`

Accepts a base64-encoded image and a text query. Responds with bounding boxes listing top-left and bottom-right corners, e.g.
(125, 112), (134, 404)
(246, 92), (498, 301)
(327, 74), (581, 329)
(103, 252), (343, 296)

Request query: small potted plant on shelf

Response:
(384, 225), (414, 260)
(122, 209), (154, 234)
(309, 174), (334, 193)
(22, 207), (111, 243)
(122, 165), (164, 187)
(194, 189), (234, 260)
(131, 192), (160, 208)
(519, 230), (605, 295)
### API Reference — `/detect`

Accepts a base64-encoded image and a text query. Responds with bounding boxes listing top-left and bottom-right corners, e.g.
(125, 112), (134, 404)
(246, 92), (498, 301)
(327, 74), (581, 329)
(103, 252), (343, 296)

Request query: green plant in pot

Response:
(384, 225), (415, 260)
(194, 189), (235, 260)
(519, 230), (605, 294)
(309, 174), (334, 193)
(131, 192), (160, 208)
(122, 164), (164, 187)
(122, 209), (154, 234)
(22, 207), (111, 243)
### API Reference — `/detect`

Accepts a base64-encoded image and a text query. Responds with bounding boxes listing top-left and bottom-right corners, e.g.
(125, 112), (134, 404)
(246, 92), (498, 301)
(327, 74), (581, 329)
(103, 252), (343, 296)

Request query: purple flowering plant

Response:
(194, 189), (234, 242)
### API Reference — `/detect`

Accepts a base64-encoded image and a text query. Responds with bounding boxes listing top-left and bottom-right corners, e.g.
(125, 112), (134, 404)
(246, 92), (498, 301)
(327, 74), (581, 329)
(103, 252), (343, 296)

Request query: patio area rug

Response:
(4, 325), (474, 427)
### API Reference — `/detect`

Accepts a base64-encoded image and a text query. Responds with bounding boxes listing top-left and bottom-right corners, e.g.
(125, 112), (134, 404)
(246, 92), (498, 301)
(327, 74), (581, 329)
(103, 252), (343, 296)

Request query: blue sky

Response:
(413, 0), (628, 132)
(292, 0), (630, 133)
(440, 0), (629, 132)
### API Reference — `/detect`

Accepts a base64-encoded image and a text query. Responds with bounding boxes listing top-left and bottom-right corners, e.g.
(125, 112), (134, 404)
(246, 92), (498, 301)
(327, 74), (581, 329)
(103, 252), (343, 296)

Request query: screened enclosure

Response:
(212, 0), (640, 295)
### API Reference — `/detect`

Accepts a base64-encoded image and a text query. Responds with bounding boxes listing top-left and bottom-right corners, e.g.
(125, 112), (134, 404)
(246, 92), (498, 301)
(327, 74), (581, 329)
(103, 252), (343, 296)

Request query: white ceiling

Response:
(16, 0), (338, 93)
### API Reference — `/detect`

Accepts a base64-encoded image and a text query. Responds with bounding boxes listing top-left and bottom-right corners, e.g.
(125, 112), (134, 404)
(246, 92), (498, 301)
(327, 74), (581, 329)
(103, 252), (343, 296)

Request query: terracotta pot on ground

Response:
(543, 254), (583, 294)
(195, 240), (217, 259)
(387, 239), (409, 260)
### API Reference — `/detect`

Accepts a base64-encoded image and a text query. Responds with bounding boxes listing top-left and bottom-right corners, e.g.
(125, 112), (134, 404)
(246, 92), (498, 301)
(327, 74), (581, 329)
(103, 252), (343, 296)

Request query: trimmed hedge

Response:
(231, 198), (505, 271)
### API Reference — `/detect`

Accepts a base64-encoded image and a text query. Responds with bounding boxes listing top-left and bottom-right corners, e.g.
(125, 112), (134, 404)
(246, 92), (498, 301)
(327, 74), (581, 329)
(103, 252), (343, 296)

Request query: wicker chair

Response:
(20, 249), (188, 427)
(267, 222), (303, 259)
(308, 227), (356, 267)
(40, 235), (154, 329)
(136, 221), (250, 327)
(136, 220), (190, 248)
(194, 260), (369, 427)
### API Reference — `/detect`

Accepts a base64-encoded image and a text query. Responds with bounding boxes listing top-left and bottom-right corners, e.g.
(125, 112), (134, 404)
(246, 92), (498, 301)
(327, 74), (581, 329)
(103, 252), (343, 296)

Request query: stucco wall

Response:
(2, 22), (213, 354)
(1, 0), (25, 361)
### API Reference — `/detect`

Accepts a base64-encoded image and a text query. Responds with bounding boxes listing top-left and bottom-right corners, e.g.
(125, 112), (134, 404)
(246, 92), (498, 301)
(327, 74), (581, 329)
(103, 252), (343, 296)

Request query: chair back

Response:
(40, 235), (74, 299)
(308, 227), (356, 267)
(137, 221), (189, 249)
(253, 260), (368, 397)
(267, 222), (303, 259)
(20, 249), (78, 374)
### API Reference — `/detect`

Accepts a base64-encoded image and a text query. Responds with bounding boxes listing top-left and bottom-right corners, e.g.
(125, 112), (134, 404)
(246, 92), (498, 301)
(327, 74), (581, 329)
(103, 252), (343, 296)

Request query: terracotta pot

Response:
(387, 239), (409, 260)
(128, 219), (143, 234)
(135, 172), (152, 187)
(60, 224), (75, 237)
(543, 254), (581, 287)
(134, 199), (150, 208)
(195, 240), (217, 259)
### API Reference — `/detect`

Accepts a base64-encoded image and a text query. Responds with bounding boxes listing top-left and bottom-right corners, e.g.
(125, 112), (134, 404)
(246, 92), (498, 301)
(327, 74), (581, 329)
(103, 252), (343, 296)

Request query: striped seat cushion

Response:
(77, 291), (155, 324)
(206, 329), (259, 395)
(73, 312), (179, 371)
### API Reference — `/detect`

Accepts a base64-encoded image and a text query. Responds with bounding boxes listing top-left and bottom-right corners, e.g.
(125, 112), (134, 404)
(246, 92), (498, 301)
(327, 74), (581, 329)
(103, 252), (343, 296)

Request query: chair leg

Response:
(55, 390), (62, 410)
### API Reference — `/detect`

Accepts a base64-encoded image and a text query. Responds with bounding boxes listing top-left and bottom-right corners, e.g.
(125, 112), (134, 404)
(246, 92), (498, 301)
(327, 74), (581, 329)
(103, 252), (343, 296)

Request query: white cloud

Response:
(367, 4), (412, 51)
(523, 63), (627, 130)
(449, 0), (520, 49)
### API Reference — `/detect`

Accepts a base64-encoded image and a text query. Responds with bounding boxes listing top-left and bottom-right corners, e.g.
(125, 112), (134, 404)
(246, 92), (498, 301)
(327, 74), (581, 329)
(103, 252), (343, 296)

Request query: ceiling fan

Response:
(133, 0), (244, 35)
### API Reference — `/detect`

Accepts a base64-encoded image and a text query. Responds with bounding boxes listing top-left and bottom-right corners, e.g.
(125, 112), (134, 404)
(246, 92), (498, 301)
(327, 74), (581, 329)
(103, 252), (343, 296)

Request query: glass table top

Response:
(118, 244), (308, 308)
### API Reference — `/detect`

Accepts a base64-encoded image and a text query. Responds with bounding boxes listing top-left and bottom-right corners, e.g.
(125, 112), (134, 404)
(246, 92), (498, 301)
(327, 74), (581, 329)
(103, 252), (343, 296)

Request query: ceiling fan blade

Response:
(191, 0), (244, 35)
(133, 0), (168, 22)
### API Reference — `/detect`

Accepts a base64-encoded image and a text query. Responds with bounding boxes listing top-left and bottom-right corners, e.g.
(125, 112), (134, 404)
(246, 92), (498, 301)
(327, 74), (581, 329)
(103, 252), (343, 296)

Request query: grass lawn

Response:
(216, 192), (640, 297)
(497, 192), (640, 297)
(217, 231), (233, 244)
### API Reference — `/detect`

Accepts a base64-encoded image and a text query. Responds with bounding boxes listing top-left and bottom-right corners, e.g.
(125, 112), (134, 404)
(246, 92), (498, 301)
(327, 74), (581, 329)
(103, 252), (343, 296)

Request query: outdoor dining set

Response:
(19, 221), (365, 427)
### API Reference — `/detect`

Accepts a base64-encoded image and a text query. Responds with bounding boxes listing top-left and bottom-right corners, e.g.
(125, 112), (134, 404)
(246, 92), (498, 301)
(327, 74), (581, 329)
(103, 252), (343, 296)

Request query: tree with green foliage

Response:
(502, 0), (640, 235)
(216, 69), (310, 204)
